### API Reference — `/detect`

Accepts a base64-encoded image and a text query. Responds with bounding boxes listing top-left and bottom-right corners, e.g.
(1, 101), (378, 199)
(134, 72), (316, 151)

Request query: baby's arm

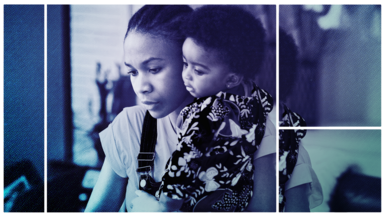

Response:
(246, 118), (276, 212)
(284, 184), (310, 212)
(158, 193), (184, 212)
(246, 153), (276, 212)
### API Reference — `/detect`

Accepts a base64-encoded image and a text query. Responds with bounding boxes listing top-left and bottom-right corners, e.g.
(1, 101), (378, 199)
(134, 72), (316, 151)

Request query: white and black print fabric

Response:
(158, 83), (273, 212)
(279, 104), (306, 212)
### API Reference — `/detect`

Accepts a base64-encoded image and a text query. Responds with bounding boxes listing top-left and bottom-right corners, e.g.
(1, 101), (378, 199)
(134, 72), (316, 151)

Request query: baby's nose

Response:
(183, 68), (192, 80)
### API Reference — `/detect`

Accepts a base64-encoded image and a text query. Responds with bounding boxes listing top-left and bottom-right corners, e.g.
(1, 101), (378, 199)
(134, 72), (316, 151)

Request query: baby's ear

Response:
(226, 73), (243, 89)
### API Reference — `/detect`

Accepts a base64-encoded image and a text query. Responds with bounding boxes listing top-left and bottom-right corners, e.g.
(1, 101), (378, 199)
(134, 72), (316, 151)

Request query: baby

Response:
(156, 5), (273, 212)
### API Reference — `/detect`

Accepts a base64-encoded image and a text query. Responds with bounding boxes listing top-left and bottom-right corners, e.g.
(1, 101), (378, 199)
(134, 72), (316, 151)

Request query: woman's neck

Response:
(169, 94), (194, 127)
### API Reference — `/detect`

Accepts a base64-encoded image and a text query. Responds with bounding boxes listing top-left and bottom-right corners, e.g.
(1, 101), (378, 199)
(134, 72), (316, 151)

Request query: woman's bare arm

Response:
(131, 190), (183, 212)
(284, 184), (310, 212)
(246, 153), (276, 212)
(84, 159), (128, 212)
(159, 193), (183, 212)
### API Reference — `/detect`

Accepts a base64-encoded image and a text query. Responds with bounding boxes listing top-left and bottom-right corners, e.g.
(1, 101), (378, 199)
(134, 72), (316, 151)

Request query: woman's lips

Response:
(141, 101), (159, 110)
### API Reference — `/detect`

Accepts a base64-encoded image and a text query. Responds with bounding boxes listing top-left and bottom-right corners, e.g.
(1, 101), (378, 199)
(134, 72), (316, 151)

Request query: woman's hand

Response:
(84, 160), (127, 212)
(130, 190), (168, 212)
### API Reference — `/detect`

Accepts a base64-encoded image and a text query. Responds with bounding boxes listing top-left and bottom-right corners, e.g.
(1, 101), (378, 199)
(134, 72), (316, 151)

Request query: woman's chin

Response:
(147, 109), (167, 119)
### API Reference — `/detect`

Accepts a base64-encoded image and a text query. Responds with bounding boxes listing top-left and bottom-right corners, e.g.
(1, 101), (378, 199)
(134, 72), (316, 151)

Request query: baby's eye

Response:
(183, 61), (188, 68)
(149, 68), (161, 73)
(127, 70), (138, 76)
(194, 69), (205, 76)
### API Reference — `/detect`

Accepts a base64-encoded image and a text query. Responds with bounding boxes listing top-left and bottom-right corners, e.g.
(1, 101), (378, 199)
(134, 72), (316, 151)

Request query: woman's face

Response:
(124, 31), (191, 119)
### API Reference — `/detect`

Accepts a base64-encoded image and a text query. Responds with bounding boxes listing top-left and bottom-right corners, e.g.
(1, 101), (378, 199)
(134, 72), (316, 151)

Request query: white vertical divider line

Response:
(275, 3), (279, 213)
(44, 4), (48, 213)
(0, 4), (5, 213)
(381, 4), (384, 212)
(380, 129), (385, 212)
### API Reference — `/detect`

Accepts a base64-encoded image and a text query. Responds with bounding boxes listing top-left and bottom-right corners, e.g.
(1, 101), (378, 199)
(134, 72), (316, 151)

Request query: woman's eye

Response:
(149, 68), (161, 73)
(183, 62), (188, 68)
(127, 70), (138, 76)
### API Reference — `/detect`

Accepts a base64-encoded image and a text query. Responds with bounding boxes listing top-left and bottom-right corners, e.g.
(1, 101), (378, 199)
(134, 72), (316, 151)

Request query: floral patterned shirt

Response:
(158, 83), (273, 212)
(279, 104), (306, 212)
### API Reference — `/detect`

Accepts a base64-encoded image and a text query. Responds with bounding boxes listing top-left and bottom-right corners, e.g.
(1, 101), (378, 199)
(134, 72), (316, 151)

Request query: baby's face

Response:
(182, 37), (232, 98)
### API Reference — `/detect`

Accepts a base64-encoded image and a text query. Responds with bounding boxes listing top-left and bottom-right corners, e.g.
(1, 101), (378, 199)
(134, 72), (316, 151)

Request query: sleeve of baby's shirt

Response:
(285, 143), (323, 209)
(254, 117), (276, 159)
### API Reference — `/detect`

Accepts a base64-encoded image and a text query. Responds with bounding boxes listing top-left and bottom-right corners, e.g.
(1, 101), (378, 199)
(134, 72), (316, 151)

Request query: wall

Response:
(4, 5), (45, 179)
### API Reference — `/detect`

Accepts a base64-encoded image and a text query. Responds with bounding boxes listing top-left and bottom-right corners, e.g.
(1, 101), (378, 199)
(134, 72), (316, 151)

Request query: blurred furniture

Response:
(4, 160), (44, 212)
(48, 161), (100, 212)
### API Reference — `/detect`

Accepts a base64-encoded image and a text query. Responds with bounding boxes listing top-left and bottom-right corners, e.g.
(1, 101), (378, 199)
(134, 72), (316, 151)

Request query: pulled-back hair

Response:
(183, 5), (266, 80)
(125, 5), (193, 47)
(279, 28), (298, 101)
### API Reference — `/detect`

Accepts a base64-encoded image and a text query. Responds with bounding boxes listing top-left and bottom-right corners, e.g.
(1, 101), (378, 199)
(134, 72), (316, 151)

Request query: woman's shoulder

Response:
(117, 105), (147, 119)
(102, 105), (147, 151)
(285, 143), (323, 209)
(110, 105), (147, 127)
(99, 106), (147, 178)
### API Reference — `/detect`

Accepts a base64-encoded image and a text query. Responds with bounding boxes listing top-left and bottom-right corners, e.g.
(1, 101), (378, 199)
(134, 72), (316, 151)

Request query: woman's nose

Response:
(136, 73), (153, 94)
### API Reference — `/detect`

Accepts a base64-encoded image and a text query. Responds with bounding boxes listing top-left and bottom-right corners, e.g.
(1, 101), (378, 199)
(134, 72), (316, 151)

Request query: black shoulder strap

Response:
(137, 111), (157, 173)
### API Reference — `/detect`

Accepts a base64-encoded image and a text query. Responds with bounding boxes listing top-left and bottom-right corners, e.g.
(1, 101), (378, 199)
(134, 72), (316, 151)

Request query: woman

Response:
(85, 5), (276, 212)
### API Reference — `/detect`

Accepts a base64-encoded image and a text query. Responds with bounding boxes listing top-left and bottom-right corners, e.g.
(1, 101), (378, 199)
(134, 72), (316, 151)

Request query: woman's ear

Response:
(225, 73), (243, 89)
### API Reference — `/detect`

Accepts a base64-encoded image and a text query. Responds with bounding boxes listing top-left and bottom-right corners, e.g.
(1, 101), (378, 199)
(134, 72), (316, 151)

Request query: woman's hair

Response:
(183, 5), (266, 80)
(125, 5), (193, 47)
(279, 28), (298, 101)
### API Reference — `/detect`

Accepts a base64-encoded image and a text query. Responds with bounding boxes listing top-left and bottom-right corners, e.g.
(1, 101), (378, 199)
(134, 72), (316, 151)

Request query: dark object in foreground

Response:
(48, 161), (99, 212)
(329, 167), (381, 212)
(4, 160), (44, 212)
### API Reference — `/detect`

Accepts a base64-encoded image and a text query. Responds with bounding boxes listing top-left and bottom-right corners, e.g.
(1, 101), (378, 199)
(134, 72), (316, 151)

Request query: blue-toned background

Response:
(279, 5), (381, 126)
(4, 4), (44, 181)
(4, 5), (44, 212)
(302, 130), (381, 212)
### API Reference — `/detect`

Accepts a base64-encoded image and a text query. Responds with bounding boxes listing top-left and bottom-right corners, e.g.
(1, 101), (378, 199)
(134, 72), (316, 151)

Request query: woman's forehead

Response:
(124, 31), (180, 66)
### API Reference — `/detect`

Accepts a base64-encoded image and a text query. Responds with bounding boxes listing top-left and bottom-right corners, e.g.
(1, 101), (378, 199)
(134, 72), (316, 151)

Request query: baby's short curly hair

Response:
(183, 5), (266, 80)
